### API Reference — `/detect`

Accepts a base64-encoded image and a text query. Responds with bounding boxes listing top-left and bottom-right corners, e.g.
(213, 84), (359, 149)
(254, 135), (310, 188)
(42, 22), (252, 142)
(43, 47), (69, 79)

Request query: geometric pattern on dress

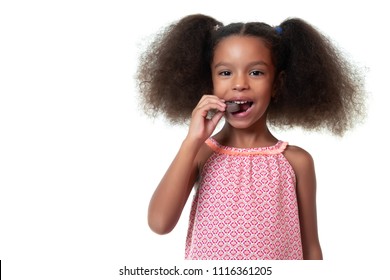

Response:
(185, 138), (303, 260)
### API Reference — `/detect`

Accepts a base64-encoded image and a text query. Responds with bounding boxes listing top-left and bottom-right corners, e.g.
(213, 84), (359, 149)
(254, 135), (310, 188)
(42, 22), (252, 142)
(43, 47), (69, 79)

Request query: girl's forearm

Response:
(148, 138), (200, 234)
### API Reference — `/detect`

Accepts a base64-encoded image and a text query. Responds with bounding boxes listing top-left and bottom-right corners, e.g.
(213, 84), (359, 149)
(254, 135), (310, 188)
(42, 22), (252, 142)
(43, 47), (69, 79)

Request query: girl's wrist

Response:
(181, 136), (204, 154)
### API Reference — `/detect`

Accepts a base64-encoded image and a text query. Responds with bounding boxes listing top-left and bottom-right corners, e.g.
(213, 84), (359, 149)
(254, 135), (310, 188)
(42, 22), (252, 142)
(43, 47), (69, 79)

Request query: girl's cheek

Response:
(212, 91), (224, 99)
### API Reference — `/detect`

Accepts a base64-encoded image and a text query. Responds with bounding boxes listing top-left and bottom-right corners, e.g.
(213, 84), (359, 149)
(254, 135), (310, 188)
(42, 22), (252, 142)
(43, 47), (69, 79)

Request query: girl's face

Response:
(211, 35), (275, 129)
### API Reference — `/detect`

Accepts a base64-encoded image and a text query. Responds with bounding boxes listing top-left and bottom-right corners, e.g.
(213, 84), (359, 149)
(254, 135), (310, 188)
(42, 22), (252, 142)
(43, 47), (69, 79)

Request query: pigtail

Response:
(136, 14), (222, 123)
(268, 18), (365, 136)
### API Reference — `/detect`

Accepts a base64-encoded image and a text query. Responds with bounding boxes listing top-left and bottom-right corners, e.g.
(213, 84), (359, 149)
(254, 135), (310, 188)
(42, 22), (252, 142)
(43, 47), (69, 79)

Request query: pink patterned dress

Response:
(185, 138), (303, 260)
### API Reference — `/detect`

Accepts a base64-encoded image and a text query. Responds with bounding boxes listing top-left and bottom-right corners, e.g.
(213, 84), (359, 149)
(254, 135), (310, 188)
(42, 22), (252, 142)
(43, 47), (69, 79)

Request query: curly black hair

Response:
(136, 14), (365, 136)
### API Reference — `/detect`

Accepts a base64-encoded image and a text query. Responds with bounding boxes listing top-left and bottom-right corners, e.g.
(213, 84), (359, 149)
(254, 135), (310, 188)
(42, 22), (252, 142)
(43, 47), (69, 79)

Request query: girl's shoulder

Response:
(283, 144), (315, 176)
(195, 140), (216, 172)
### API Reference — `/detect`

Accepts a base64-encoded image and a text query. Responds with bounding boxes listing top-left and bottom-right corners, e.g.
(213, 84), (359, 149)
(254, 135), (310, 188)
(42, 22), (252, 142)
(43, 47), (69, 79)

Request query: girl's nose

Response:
(232, 75), (248, 91)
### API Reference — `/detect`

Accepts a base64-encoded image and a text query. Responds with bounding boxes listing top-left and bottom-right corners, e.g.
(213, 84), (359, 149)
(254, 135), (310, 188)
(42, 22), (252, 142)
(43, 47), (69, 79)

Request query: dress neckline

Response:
(206, 137), (288, 156)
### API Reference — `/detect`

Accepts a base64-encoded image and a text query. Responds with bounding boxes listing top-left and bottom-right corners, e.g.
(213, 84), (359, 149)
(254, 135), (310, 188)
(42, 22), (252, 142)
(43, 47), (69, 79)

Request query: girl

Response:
(136, 14), (364, 260)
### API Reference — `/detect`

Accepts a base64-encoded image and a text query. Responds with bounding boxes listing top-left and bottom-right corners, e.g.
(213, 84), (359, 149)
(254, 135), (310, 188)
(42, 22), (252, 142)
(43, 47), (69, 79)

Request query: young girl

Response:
(136, 14), (364, 260)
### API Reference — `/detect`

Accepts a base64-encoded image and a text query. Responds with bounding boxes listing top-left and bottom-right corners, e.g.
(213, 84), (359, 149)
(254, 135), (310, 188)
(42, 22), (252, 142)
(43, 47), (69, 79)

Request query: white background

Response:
(1, 0), (389, 279)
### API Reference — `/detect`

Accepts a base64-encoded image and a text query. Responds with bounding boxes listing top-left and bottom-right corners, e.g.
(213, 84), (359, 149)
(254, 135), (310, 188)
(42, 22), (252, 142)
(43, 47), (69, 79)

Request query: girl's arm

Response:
(148, 95), (226, 235)
(285, 146), (323, 260)
(148, 138), (200, 234)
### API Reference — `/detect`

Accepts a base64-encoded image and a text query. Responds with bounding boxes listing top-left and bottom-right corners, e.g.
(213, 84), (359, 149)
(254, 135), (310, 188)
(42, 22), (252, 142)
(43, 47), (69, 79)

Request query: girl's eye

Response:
(250, 70), (264, 76)
(219, 71), (231, 76)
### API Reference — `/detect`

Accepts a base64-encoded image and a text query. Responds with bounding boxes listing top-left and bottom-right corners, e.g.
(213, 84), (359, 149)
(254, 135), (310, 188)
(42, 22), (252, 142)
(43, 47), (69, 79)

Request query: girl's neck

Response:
(214, 122), (278, 148)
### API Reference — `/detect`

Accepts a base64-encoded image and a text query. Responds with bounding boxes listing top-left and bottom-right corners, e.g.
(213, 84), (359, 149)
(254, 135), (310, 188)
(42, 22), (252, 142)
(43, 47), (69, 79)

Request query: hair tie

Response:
(275, 26), (283, 35)
(214, 24), (221, 31)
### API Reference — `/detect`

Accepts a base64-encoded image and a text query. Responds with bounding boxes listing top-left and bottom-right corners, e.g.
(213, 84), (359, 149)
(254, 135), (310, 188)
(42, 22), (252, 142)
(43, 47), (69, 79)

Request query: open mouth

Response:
(226, 100), (253, 114)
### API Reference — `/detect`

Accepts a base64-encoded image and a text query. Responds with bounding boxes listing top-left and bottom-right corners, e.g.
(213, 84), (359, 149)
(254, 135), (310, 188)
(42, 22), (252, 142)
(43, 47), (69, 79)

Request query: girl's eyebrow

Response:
(214, 61), (270, 69)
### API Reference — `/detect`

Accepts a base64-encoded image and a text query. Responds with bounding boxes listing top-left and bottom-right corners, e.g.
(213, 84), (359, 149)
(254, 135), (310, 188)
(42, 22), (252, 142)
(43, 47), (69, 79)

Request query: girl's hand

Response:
(185, 95), (226, 145)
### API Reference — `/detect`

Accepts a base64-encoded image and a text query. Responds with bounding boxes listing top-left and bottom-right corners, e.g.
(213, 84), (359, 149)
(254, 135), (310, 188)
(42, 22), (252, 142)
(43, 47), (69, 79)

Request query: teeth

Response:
(227, 100), (249, 104)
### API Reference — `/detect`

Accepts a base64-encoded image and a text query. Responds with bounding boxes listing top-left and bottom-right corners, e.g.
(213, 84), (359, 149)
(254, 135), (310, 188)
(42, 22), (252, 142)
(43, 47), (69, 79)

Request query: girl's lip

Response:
(231, 106), (253, 117)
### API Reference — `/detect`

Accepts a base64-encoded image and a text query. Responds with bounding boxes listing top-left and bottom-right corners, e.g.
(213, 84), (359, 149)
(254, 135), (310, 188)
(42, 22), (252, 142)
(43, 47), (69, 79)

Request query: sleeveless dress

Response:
(184, 138), (303, 260)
